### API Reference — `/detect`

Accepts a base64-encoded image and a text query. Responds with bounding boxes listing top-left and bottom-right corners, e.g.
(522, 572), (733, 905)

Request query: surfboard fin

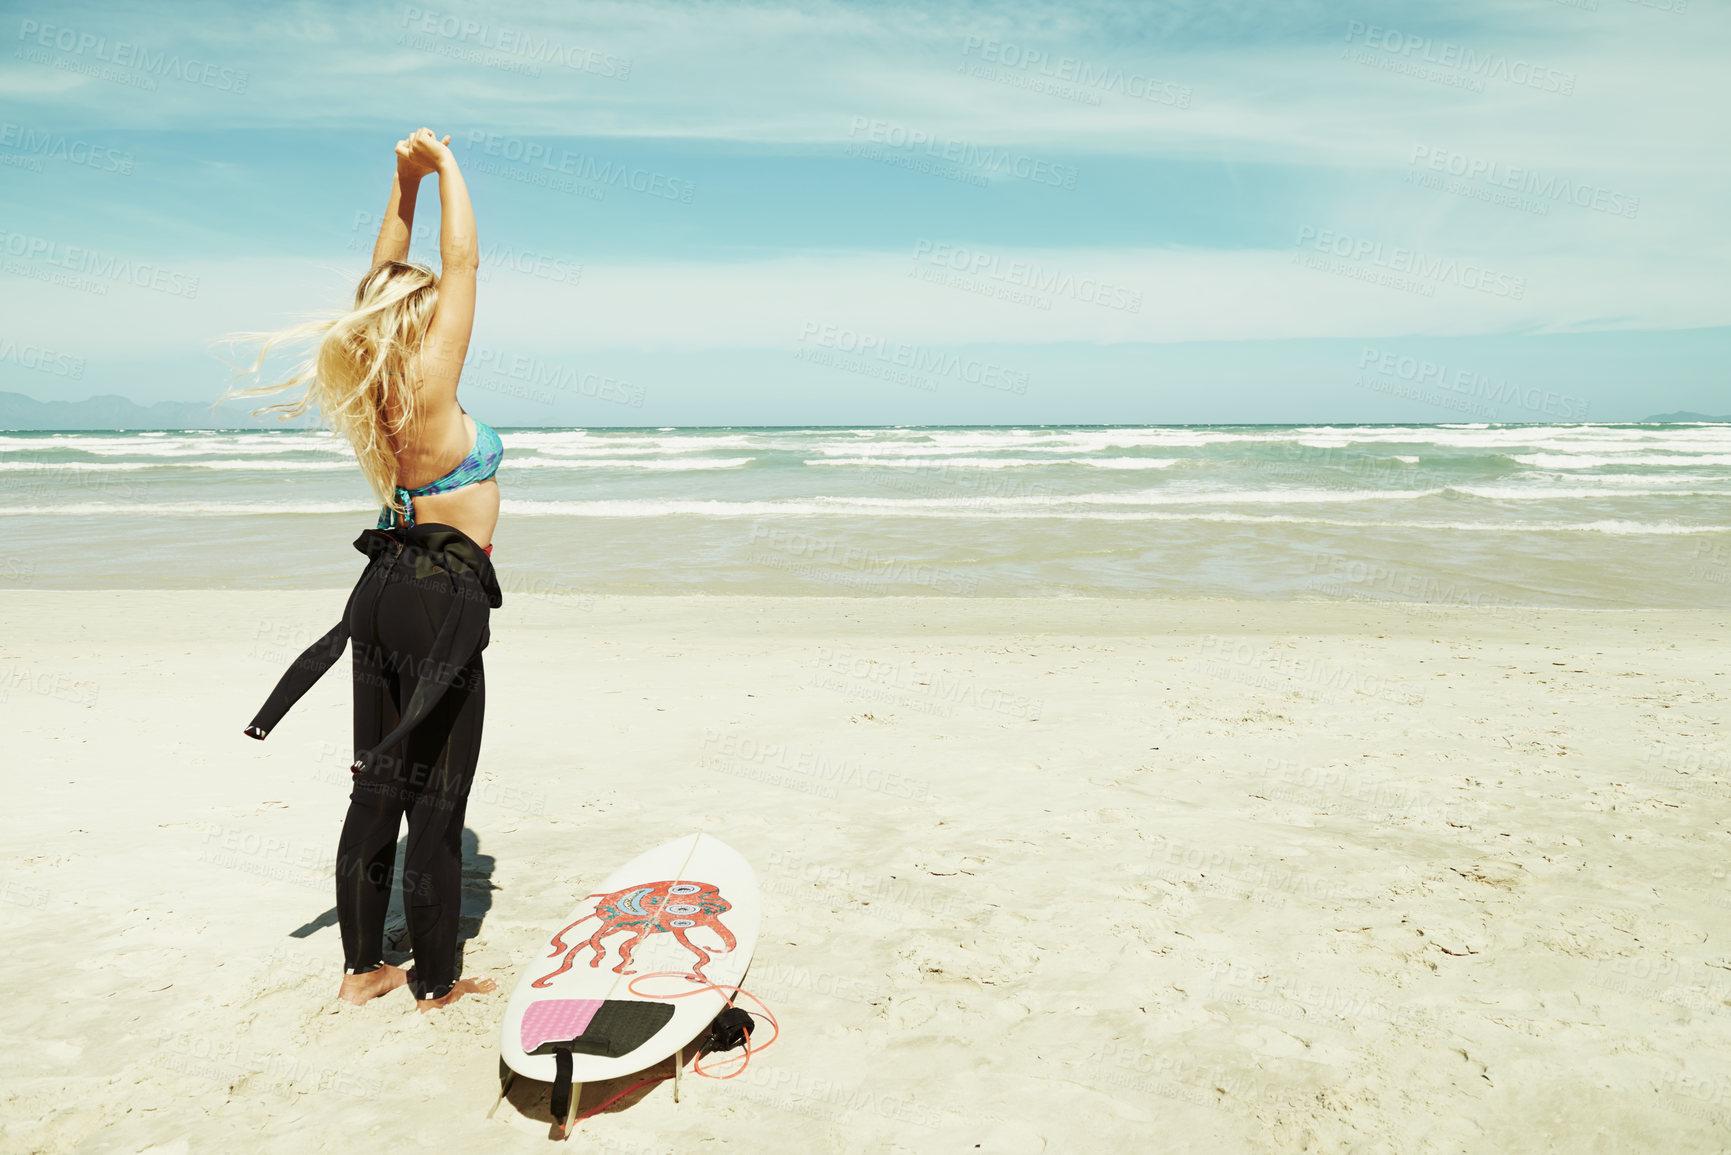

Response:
(550, 1049), (574, 1132)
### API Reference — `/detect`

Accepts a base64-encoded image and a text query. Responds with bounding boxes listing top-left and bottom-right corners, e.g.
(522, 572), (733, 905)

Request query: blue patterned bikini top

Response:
(378, 415), (504, 530)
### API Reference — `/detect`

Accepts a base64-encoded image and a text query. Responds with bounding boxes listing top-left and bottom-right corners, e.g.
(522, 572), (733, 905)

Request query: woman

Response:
(221, 128), (502, 1011)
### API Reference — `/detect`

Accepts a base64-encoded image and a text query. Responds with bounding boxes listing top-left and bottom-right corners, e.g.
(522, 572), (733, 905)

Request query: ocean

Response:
(2, 424), (1727, 606)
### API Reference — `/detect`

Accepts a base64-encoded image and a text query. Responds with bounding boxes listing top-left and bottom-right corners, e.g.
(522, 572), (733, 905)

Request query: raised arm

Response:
(405, 129), (479, 405)
(370, 132), (446, 267)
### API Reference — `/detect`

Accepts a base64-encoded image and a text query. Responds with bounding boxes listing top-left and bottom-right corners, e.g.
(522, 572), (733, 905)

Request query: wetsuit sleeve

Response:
(243, 577), (365, 740)
(347, 571), (489, 775)
(243, 618), (351, 740)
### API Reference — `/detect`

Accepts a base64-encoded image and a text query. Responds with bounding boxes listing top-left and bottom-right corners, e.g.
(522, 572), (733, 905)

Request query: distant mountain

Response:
(0, 391), (321, 431)
(1642, 411), (1731, 422)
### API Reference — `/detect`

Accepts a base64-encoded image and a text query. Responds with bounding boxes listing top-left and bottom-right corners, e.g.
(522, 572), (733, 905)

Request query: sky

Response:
(0, 0), (1726, 426)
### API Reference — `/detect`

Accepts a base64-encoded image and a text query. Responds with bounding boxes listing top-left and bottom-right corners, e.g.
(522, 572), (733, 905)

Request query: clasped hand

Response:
(395, 127), (453, 179)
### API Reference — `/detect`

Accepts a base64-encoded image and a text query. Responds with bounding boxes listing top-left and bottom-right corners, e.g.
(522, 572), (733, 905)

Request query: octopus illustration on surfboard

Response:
(533, 878), (738, 986)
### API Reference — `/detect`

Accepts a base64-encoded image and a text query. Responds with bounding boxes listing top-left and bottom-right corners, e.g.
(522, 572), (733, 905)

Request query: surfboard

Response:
(497, 831), (760, 1129)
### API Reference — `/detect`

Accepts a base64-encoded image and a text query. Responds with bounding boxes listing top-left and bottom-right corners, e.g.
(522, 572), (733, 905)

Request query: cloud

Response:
(2, 0), (1726, 399)
(12, 1), (1724, 163)
(4, 240), (1722, 368)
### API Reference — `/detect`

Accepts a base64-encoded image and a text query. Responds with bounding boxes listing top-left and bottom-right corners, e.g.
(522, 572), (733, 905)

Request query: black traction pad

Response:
(530, 999), (677, 1059)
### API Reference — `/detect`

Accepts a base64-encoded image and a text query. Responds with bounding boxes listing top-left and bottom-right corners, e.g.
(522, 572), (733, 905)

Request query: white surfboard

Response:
(498, 831), (760, 1121)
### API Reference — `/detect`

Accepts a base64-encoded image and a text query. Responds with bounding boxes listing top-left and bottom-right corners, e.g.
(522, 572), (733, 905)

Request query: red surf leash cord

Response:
(565, 972), (780, 1122)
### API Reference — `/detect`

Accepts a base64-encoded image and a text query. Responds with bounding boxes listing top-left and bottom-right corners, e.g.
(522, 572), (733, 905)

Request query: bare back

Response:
(383, 391), (500, 550)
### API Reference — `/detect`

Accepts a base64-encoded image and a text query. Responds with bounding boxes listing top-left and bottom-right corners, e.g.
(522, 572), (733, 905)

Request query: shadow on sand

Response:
(288, 826), (497, 975)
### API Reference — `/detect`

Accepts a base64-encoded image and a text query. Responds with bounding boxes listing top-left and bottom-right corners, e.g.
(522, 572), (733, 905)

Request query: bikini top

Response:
(377, 414), (504, 530)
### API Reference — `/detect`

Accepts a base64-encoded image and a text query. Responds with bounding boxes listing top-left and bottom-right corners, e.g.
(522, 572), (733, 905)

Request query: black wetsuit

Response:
(244, 522), (501, 1000)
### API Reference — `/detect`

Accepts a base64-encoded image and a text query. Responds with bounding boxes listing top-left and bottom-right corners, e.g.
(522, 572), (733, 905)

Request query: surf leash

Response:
(568, 1071), (675, 1122)
(624, 971), (780, 1079)
(559, 973), (778, 1122)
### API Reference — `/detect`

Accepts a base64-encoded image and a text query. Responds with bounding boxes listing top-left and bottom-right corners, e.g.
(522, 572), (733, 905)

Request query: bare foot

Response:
(337, 964), (409, 1006)
(415, 975), (498, 1013)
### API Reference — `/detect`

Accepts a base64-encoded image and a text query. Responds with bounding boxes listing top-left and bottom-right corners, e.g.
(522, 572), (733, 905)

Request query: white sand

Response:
(4, 591), (1729, 1153)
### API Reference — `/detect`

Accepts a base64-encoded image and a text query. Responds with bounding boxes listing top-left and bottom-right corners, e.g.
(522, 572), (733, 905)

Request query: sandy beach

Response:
(4, 590), (1729, 1153)
(4, 0), (1727, 1147)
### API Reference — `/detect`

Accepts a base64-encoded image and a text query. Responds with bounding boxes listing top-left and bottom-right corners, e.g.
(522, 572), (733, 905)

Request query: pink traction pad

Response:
(521, 998), (604, 1053)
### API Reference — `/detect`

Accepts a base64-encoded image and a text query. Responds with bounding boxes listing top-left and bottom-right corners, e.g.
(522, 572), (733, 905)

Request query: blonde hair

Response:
(214, 260), (440, 519)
